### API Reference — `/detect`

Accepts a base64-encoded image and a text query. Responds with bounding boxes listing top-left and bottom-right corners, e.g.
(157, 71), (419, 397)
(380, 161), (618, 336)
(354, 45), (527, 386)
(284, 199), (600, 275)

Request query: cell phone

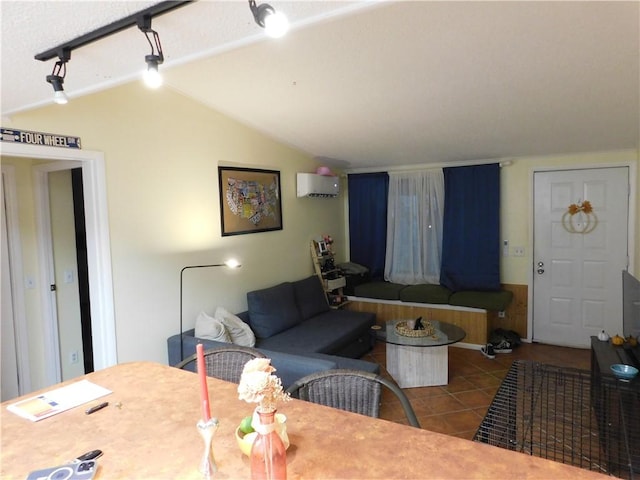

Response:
(26, 460), (98, 480)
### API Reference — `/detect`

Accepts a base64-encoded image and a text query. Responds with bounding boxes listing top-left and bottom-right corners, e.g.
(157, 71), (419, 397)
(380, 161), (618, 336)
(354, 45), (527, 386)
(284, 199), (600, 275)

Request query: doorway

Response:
(1, 142), (116, 393)
(47, 167), (93, 380)
(532, 166), (630, 347)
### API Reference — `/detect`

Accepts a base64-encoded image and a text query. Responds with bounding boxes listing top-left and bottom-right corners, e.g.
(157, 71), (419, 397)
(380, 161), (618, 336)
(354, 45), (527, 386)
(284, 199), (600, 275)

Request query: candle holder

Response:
(197, 417), (219, 479)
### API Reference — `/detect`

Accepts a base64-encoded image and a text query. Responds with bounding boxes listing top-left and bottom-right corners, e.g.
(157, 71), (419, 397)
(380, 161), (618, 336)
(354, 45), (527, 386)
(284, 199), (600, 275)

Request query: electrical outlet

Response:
(70, 351), (79, 364)
(498, 311), (506, 318)
(513, 246), (525, 257)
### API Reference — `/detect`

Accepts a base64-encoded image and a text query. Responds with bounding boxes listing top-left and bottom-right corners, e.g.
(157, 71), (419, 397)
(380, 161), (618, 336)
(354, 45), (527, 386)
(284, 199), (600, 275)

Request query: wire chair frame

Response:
(174, 345), (265, 384)
(285, 369), (420, 428)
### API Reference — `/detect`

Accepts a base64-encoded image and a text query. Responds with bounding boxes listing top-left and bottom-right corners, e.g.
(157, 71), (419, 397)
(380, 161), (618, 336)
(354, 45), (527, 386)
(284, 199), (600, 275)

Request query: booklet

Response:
(7, 379), (111, 422)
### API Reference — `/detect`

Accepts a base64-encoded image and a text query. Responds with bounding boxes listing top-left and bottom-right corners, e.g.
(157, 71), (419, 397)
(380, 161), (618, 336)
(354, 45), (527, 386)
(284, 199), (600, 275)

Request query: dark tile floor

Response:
(365, 341), (592, 439)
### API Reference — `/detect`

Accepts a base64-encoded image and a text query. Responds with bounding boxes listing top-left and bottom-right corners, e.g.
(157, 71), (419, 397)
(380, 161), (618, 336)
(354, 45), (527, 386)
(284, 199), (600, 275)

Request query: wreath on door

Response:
(562, 200), (598, 234)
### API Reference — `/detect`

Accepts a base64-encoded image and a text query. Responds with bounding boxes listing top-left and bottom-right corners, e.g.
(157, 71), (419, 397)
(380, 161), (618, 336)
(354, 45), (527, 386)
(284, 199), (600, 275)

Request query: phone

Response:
(26, 460), (97, 480)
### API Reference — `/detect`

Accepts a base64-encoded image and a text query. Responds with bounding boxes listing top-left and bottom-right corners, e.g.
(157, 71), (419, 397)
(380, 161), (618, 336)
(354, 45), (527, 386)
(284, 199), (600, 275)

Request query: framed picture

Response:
(218, 166), (283, 236)
(316, 240), (328, 255)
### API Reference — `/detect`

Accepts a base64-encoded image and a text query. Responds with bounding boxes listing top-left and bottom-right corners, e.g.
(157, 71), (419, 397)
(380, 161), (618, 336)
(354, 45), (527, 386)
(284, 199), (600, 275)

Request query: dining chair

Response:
(174, 345), (265, 383)
(285, 369), (421, 428)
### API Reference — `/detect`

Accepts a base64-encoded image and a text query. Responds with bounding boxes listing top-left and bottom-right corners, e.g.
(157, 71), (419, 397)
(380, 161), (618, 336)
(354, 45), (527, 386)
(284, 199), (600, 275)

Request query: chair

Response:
(285, 369), (420, 428)
(174, 345), (265, 383)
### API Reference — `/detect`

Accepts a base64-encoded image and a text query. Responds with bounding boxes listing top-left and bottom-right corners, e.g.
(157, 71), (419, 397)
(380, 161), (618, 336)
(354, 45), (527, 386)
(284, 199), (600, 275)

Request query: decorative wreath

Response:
(562, 200), (597, 234)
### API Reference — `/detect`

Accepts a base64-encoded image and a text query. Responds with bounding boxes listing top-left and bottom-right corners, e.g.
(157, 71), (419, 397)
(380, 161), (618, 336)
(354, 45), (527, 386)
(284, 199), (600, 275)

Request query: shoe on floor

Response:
(493, 339), (512, 354)
(481, 344), (496, 359)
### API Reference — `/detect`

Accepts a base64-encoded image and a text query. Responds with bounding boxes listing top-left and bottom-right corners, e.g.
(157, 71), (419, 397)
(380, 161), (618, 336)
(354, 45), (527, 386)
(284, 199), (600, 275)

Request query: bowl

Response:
(235, 413), (289, 456)
(610, 364), (639, 381)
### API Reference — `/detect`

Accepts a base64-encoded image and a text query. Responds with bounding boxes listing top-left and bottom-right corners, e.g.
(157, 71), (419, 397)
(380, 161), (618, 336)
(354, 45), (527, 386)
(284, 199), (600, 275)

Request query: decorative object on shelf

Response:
(218, 166), (282, 236)
(196, 344), (219, 478)
(561, 200), (598, 234)
(597, 330), (609, 342)
(238, 359), (290, 480)
(310, 239), (348, 309)
(395, 320), (436, 338)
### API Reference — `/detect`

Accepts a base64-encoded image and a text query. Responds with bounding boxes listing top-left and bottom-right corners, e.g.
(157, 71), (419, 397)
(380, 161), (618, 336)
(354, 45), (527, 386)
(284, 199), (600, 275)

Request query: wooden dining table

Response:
(1, 361), (610, 479)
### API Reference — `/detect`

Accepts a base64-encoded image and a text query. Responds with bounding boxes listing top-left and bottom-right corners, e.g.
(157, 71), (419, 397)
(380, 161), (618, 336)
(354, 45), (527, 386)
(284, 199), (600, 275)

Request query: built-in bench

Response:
(345, 281), (514, 347)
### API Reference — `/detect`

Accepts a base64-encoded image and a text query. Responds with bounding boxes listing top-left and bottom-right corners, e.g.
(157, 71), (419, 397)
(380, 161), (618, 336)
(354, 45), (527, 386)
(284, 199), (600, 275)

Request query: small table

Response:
(380, 319), (466, 388)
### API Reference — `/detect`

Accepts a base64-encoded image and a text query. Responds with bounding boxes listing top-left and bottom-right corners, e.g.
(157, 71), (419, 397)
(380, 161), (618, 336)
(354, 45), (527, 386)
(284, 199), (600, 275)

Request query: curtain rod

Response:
(345, 158), (514, 175)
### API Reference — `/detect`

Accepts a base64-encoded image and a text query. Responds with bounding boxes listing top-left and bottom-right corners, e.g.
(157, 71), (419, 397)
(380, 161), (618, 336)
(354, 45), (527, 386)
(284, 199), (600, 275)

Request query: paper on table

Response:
(7, 379), (111, 422)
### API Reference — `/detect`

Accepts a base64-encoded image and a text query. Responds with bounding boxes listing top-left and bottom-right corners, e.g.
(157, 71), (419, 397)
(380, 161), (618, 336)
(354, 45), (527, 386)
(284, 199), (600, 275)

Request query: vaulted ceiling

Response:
(2, 1), (638, 170)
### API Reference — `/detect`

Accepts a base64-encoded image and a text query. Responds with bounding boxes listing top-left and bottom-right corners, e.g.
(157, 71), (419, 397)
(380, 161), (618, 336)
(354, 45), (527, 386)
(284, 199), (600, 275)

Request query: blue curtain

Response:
(440, 164), (500, 291)
(348, 173), (389, 279)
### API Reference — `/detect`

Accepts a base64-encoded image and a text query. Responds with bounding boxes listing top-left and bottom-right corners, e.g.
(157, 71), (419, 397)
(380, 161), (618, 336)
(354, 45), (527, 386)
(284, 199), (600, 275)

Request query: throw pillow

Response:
(194, 311), (231, 343)
(215, 306), (256, 347)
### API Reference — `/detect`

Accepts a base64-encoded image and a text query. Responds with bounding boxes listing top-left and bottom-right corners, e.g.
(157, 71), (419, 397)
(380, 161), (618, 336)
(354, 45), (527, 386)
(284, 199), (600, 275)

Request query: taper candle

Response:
(196, 343), (211, 421)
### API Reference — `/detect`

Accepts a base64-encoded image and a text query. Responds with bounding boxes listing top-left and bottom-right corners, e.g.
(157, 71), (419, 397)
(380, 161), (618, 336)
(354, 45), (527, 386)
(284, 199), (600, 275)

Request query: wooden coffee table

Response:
(380, 319), (466, 388)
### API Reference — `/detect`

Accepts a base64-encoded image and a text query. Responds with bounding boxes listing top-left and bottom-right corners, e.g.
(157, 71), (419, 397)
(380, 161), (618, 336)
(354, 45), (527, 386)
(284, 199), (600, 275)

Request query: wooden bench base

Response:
(346, 297), (489, 346)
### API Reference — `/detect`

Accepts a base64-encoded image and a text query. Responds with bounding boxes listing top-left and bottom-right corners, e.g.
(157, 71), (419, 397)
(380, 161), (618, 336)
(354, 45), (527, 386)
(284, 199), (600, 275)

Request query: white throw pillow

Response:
(215, 306), (256, 347)
(194, 311), (231, 343)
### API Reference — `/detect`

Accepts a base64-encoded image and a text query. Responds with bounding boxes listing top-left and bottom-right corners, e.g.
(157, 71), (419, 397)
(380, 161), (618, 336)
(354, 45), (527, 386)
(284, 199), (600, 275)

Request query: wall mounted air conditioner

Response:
(296, 173), (339, 198)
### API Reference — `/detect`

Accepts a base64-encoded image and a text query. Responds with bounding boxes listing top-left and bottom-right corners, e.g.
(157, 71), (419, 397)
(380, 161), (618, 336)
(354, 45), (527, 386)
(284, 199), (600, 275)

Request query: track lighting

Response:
(249, 0), (289, 38)
(138, 15), (164, 89)
(45, 51), (70, 105)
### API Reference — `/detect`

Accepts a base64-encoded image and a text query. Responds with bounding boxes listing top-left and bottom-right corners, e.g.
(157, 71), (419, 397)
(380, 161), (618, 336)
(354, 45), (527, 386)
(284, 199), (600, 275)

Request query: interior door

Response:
(533, 167), (629, 347)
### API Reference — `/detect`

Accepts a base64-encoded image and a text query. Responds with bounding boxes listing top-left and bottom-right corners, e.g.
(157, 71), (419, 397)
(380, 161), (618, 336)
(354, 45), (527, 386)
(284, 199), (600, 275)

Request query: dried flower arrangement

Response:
(238, 358), (290, 413)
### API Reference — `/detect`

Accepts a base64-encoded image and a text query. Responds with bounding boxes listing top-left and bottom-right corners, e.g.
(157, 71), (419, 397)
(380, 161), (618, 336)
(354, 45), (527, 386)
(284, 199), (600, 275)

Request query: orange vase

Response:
(250, 409), (287, 480)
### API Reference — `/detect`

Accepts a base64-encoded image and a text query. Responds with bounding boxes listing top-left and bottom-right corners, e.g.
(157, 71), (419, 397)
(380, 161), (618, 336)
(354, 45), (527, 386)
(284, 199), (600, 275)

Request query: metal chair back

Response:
(174, 345), (265, 383)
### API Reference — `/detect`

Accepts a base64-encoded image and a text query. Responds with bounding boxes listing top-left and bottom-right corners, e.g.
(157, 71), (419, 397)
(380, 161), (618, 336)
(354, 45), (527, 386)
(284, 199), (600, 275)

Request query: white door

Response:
(533, 167), (629, 348)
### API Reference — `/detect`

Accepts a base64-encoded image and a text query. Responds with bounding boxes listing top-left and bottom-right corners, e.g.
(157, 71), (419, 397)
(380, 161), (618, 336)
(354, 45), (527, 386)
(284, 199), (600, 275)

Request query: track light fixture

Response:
(249, 0), (289, 38)
(46, 51), (70, 105)
(138, 15), (164, 89)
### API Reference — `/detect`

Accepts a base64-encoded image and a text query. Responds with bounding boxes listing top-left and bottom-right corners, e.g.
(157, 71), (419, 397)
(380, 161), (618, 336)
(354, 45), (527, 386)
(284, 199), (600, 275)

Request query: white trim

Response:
(1, 164), (32, 394)
(0, 142), (117, 375)
(346, 295), (486, 313)
(527, 161), (637, 343)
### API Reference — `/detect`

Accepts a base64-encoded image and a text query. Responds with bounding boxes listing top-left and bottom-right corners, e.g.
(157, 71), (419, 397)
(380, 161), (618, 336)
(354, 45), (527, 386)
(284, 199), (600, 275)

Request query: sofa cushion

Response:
(399, 284), (452, 304)
(247, 282), (301, 339)
(195, 311), (231, 343)
(353, 281), (407, 300)
(293, 275), (330, 321)
(257, 309), (375, 354)
(215, 306), (255, 347)
(449, 290), (514, 311)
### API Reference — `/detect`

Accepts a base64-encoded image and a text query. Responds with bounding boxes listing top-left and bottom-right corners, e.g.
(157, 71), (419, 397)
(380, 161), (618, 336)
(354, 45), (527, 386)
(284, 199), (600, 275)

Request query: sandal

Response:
(481, 344), (496, 359)
(493, 339), (512, 354)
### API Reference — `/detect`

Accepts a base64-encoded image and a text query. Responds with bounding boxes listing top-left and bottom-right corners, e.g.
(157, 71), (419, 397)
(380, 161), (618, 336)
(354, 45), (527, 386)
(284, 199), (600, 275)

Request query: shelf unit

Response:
(310, 240), (348, 308)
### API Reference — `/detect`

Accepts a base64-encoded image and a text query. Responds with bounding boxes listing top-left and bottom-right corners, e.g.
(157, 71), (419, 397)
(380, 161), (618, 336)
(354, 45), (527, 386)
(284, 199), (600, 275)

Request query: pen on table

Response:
(85, 402), (109, 415)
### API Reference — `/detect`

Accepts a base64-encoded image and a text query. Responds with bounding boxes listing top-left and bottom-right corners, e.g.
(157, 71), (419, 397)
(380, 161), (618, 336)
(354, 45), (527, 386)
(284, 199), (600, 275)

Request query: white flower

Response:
(238, 358), (290, 411)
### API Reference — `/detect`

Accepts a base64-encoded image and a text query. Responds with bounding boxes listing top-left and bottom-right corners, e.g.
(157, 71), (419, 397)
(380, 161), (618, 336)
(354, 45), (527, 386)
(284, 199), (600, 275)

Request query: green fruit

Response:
(239, 416), (254, 434)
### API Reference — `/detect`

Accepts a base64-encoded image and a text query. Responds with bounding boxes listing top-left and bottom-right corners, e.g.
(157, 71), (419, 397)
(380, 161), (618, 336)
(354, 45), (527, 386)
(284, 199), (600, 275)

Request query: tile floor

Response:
(365, 341), (591, 439)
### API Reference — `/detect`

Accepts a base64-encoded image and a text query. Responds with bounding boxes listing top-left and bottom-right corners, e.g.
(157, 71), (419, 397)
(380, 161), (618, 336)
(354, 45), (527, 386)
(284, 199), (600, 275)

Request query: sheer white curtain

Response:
(384, 169), (444, 284)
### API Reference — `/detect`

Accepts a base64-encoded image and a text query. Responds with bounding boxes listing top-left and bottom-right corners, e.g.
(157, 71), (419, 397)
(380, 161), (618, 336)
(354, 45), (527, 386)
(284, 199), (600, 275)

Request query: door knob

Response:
(537, 261), (544, 275)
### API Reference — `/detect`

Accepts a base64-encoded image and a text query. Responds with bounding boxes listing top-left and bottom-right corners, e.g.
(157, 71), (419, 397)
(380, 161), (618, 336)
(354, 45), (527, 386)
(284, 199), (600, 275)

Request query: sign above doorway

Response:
(1, 128), (81, 149)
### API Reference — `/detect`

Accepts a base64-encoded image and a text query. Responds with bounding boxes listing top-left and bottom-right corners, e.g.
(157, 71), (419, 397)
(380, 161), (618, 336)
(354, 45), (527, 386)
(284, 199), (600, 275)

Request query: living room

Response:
(1, 0), (639, 402)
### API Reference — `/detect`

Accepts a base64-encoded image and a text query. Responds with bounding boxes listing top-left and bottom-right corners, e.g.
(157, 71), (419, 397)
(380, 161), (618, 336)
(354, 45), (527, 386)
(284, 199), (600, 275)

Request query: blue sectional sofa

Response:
(167, 275), (379, 388)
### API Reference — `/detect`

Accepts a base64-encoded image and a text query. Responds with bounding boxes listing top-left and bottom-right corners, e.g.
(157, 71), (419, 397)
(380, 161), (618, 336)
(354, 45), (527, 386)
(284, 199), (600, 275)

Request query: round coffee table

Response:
(379, 319), (466, 388)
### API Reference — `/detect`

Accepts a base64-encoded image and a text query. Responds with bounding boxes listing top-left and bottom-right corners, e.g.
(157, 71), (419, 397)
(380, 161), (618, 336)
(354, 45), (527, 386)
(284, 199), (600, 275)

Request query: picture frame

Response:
(316, 240), (328, 255)
(218, 166), (283, 236)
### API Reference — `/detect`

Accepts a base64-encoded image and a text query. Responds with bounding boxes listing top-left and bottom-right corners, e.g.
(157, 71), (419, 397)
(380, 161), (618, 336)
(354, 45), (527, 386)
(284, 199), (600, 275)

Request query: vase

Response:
(250, 408), (287, 480)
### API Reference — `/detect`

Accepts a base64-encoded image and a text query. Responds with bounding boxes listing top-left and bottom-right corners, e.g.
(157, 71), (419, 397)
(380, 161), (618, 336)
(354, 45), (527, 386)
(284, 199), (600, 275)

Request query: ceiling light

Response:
(138, 15), (164, 89)
(249, 0), (289, 38)
(45, 52), (69, 105)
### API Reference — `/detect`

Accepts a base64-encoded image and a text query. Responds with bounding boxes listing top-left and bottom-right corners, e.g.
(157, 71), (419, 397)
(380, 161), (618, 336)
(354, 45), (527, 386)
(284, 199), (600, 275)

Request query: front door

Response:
(533, 167), (629, 347)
